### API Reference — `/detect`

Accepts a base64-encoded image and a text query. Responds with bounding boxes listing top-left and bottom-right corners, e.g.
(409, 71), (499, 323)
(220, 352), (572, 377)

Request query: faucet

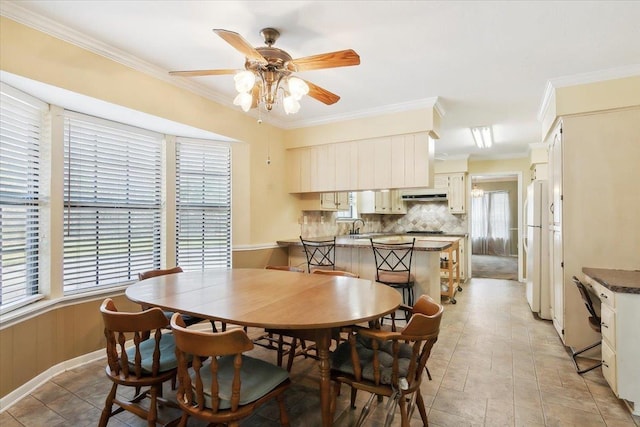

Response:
(350, 218), (365, 235)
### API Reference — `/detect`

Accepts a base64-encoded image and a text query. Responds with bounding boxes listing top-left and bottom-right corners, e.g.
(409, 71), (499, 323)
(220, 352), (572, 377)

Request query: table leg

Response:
(315, 328), (332, 427)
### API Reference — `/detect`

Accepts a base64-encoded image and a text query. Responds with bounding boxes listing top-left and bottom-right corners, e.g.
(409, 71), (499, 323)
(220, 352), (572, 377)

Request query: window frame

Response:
(0, 83), (48, 313)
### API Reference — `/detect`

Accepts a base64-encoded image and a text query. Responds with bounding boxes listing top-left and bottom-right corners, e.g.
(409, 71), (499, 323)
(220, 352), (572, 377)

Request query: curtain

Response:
(471, 191), (511, 256)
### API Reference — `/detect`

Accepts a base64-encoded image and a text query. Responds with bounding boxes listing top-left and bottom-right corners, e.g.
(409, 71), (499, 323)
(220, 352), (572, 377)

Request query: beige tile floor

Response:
(1, 277), (639, 426)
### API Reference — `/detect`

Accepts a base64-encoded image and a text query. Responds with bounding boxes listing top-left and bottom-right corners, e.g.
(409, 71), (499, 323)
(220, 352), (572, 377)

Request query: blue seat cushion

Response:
(194, 355), (289, 410)
(125, 333), (178, 374)
(331, 334), (412, 385)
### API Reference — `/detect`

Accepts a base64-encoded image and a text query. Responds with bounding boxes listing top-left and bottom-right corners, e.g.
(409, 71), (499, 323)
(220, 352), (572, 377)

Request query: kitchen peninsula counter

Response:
(276, 235), (455, 252)
(278, 234), (464, 304)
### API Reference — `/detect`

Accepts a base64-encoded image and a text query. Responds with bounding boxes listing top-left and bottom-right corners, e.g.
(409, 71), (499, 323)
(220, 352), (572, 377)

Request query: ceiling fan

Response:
(169, 28), (360, 114)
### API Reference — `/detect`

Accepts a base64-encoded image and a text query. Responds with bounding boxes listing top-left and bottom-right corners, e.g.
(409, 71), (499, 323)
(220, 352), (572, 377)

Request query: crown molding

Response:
(283, 97), (445, 130)
(537, 64), (640, 121)
(0, 2), (233, 107)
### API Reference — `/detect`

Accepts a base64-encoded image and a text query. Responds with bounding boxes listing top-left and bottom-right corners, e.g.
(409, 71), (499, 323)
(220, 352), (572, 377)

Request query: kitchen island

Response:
(277, 234), (461, 304)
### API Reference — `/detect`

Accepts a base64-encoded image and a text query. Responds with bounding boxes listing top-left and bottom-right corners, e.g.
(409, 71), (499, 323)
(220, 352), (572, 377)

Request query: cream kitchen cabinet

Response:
(287, 132), (433, 193)
(358, 190), (406, 214)
(433, 173), (466, 214)
(299, 192), (349, 211)
(545, 108), (640, 351)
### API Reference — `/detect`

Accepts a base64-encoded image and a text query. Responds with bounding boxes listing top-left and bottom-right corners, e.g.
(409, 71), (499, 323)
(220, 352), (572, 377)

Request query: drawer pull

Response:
(601, 322), (609, 328)
(602, 361), (609, 368)
(600, 293), (608, 299)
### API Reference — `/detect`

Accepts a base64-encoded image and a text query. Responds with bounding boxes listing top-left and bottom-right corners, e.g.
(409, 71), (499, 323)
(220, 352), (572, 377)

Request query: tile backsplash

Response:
(299, 201), (467, 237)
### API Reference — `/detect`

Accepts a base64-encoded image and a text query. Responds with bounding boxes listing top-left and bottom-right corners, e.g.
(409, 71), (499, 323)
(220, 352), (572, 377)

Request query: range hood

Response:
(401, 188), (448, 202)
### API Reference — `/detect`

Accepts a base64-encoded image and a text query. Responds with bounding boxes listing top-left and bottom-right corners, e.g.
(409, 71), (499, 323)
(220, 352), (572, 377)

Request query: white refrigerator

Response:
(524, 180), (551, 320)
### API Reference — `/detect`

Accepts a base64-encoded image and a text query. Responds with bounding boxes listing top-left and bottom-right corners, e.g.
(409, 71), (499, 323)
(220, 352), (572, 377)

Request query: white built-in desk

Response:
(582, 267), (640, 416)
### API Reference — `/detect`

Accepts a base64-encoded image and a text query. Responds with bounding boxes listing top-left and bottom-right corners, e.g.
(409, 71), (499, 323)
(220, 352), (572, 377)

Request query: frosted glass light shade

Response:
(234, 71), (255, 93)
(233, 92), (253, 112)
(283, 95), (300, 114)
(288, 77), (309, 100)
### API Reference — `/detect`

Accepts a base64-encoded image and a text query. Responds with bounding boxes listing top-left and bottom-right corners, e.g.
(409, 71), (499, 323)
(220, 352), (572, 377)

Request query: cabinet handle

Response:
(600, 293), (608, 299)
(601, 322), (608, 328)
(550, 203), (554, 214)
(602, 361), (609, 368)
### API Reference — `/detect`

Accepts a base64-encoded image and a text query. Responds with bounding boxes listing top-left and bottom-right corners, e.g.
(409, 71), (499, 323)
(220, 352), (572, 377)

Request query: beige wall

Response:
(0, 295), (138, 398)
(232, 247), (290, 268)
(540, 75), (640, 140)
(284, 108), (440, 148)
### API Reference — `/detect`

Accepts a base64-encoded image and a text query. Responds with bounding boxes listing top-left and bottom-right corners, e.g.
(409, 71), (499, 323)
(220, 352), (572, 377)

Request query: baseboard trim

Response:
(0, 349), (104, 413)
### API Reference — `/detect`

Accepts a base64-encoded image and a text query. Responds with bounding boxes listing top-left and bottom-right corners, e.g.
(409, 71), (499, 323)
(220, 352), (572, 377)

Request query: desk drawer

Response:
(601, 340), (617, 395)
(590, 279), (616, 309)
(600, 304), (616, 349)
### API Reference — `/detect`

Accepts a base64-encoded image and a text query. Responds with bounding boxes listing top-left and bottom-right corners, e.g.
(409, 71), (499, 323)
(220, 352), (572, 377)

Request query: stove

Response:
(406, 230), (444, 235)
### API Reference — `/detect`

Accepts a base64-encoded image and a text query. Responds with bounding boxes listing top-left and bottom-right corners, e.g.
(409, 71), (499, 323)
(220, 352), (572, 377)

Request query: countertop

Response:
(582, 267), (640, 294)
(277, 234), (462, 252)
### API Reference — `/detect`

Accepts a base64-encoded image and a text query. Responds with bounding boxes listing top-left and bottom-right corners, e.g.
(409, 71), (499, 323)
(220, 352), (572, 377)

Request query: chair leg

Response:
(571, 341), (602, 374)
(276, 392), (290, 427)
(356, 393), (377, 427)
(416, 391), (429, 426)
(350, 387), (358, 409)
(147, 384), (159, 426)
(286, 337), (298, 372)
(397, 394), (410, 427)
(99, 382), (118, 427)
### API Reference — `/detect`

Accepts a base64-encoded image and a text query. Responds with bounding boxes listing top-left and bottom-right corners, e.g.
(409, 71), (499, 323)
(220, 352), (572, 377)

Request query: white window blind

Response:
(176, 138), (231, 270)
(0, 84), (46, 310)
(63, 113), (162, 294)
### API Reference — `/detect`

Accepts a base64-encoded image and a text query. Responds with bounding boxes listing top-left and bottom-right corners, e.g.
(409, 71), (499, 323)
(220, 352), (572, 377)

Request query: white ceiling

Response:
(2, 0), (640, 160)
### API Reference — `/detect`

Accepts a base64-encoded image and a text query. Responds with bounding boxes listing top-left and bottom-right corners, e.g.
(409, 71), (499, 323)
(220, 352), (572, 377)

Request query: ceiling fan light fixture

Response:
(233, 92), (253, 112)
(283, 95), (301, 115)
(471, 126), (493, 148)
(234, 70), (256, 93)
(288, 76), (309, 100)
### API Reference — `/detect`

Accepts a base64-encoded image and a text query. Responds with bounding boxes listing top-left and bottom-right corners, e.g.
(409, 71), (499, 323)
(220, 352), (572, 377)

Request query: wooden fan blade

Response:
(287, 49), (360, 72)
(303, 79), (340, 105)
(213, 29), (267, 64)
(169, 69), (238, 77)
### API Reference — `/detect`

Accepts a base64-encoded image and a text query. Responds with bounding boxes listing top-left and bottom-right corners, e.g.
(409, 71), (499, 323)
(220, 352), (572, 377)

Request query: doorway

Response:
(469, 173), (522, 281)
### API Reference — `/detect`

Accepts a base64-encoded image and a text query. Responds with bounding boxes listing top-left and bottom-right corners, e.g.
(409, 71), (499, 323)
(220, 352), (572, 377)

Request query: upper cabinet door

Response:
(447, 173), (466, 214)
(335, 142), (357, 192)
(550, 125), (563, 226)
(314, 143), (336, 192)
(357, 139), (376, 190)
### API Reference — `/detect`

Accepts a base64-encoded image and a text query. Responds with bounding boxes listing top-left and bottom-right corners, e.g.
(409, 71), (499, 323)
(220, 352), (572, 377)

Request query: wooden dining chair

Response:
(138, 266), (223, 333)
(300, 236), (336, 273)
(330, 294), (443, 427)
(99, 298), (180, 427)
(170, 313), (291, 427)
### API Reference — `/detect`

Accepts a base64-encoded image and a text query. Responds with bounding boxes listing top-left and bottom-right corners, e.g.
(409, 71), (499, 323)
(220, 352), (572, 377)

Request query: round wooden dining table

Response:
(126, 267), (402, 427)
